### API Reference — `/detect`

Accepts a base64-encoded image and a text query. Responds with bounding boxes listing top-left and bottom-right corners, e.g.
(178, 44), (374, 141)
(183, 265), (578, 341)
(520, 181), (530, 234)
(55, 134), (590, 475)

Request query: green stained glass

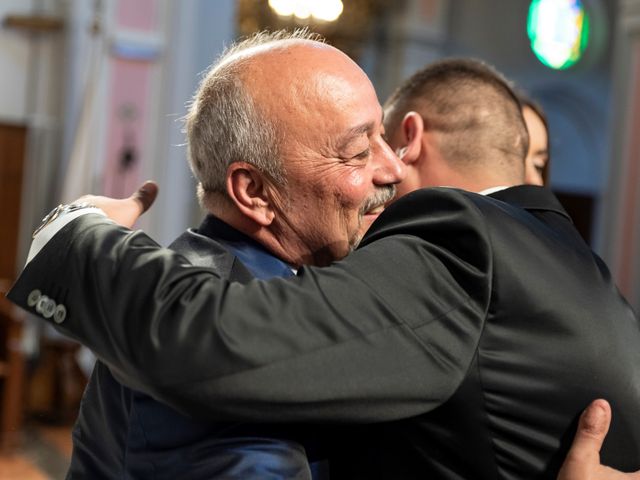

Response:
(528, 0), (590, 70)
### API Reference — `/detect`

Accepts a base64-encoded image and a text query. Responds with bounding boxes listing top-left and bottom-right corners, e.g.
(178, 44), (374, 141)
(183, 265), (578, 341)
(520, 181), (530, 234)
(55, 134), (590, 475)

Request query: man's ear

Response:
(398, 111), (424, 166)
(225, 162), (276, 226)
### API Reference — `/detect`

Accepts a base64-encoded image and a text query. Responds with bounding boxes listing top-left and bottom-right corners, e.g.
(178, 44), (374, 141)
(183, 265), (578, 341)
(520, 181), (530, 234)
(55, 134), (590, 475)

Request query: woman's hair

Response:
(516, 89), (550, 184)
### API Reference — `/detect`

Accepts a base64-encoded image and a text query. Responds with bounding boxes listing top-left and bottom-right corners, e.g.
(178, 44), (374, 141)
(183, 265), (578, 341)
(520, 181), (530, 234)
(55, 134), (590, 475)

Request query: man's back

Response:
(333, 186), (640, 479)
(467, 187), (639, 476)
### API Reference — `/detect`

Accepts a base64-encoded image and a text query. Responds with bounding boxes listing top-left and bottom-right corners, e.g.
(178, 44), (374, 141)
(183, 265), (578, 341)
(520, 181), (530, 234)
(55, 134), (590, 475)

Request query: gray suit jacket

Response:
(8, 186), (640, 478)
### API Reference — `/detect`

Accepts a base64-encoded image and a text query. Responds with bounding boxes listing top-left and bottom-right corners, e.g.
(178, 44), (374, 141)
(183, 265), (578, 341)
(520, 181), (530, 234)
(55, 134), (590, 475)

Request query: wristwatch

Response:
(32, 202), (96, 238)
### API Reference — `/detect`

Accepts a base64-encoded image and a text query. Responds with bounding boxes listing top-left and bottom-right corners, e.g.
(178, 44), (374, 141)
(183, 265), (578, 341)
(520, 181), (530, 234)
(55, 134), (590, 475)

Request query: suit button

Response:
(27, 289), (41, 307)
(35, 295), (48, 314)
(38, 296), (56, 319)
(53, 304), (67, 324)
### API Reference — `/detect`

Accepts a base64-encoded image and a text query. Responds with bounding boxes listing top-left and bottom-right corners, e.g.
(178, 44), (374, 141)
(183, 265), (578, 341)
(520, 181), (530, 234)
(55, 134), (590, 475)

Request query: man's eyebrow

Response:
(337, 121), (375, 151)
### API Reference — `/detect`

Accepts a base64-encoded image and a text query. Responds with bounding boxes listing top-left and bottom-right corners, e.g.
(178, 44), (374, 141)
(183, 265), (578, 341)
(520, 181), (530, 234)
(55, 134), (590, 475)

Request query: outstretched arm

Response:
(9, 185), (492, 423)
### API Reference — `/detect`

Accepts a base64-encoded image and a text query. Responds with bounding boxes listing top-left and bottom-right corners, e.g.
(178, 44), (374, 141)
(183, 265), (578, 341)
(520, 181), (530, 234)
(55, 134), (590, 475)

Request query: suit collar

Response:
(488, 185), (572, 223)
(196, 215), (294, 280)
(197, 215), (258, 245)
(168, 216), (254, 283)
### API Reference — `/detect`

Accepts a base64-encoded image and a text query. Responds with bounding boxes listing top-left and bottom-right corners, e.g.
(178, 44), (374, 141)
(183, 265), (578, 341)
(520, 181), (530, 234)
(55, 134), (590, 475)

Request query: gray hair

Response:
(183, 29), (325, 205)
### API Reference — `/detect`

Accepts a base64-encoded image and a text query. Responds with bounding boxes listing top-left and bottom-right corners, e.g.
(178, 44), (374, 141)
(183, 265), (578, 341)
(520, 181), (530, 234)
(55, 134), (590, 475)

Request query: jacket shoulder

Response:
(169, 229), (253, 283)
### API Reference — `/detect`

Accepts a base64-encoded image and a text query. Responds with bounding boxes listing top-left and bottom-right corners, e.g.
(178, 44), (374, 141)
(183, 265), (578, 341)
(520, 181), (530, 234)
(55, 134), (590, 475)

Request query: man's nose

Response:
(373, 140), (406, 185)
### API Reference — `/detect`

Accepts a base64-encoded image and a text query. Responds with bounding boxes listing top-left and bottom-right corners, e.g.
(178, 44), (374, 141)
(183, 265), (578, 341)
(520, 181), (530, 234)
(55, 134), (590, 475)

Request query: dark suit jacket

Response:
(65, 216), (317, 479)
(9, 186), (640, 479)
(328, 185), (627, 479)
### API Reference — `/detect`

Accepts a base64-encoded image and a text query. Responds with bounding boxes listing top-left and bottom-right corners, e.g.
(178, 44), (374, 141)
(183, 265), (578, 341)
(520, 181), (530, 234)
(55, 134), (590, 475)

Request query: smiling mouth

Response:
(360, 185), (396, 219)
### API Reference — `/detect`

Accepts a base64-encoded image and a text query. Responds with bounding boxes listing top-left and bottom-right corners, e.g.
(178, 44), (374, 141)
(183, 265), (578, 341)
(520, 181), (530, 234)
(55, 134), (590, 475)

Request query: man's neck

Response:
(208, 208), (303, 268)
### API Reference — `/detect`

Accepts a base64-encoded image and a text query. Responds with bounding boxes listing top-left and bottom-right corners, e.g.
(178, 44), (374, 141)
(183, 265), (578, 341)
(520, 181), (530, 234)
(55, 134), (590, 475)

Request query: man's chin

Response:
(352, 215), (377, 248)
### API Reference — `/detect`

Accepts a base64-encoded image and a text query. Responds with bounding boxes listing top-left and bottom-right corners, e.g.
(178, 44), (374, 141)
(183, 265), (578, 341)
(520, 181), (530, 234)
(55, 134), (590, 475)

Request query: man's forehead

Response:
(221, 40), (381, 145)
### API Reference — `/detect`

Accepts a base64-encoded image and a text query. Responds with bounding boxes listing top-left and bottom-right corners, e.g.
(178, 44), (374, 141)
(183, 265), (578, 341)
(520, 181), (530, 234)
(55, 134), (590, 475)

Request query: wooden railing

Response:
(0, 122), (27, 450)
(0, 279), (24, 450)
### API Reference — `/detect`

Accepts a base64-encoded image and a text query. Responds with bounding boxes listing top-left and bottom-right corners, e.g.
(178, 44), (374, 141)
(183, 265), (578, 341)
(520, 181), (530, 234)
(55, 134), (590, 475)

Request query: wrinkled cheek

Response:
(335, 170), (368, 209)
(347, 169), (367, 189)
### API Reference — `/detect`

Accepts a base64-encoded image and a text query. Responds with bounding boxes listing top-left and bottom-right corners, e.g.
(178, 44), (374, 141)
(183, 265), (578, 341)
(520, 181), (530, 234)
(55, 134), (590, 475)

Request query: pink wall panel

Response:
(102, 58), (151, 198)
(102, 0), (158, 198)
(116, 0), (158, 31)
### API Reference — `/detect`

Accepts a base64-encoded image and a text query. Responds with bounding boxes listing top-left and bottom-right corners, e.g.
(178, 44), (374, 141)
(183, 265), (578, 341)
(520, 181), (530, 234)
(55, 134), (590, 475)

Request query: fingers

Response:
(600, 465), (640, 480)
(567, 399), (611, 465)
(576, 399), (611, 453)
(557, 400), (611, 480)
(130, 181), (159, 214)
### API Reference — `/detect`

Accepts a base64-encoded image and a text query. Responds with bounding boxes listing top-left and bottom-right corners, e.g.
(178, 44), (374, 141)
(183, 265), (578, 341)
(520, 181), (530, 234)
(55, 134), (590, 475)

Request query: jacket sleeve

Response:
(7, 188), (493, 422)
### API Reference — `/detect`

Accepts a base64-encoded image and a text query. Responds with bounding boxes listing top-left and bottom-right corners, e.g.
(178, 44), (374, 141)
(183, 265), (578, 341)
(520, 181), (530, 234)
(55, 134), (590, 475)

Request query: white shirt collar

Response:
(478, 186), (510, 196)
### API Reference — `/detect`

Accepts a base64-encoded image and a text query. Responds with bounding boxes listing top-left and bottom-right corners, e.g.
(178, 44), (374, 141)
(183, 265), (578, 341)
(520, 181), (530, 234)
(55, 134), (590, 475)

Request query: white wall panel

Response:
(0, 0), (35, 123)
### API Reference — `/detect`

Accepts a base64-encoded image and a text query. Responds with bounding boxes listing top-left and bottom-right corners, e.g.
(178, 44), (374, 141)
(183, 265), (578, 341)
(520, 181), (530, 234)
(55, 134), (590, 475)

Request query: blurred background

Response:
(0, 0), (638, 477)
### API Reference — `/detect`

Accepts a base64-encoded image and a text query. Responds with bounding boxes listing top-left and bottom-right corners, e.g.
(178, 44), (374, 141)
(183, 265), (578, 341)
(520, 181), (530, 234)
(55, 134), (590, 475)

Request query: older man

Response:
(30, 30), (401, 479)
(8, 36), (640, 478)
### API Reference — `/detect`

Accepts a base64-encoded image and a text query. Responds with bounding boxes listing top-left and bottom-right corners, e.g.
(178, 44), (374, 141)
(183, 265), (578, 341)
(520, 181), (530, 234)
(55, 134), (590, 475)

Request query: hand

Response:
(76, 181), (159, 229)
(558, 399), (640, 479)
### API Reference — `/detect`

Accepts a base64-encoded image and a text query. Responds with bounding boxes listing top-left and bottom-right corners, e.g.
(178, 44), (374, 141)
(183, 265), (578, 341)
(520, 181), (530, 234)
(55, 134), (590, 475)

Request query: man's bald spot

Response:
(236, 40), (362, 99)
(216, 37), (331, 72)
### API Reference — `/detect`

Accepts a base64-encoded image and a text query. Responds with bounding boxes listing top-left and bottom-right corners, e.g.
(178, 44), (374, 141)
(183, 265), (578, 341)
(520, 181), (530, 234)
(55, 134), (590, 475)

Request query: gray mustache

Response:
(360, 185), (396, 216)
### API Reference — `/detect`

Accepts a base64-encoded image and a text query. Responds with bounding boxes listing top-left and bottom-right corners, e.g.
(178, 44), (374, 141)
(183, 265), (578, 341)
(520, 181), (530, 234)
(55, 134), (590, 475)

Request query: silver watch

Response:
(32, 202), (96, 238)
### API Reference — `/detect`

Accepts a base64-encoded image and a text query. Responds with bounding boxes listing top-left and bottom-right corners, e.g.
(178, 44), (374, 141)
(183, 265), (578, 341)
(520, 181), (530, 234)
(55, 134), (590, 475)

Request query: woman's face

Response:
(523, 106), (549, 186)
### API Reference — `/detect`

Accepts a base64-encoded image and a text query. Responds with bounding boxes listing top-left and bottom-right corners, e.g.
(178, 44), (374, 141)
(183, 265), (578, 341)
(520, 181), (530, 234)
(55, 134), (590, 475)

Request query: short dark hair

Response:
(384, 58), (528, 178)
